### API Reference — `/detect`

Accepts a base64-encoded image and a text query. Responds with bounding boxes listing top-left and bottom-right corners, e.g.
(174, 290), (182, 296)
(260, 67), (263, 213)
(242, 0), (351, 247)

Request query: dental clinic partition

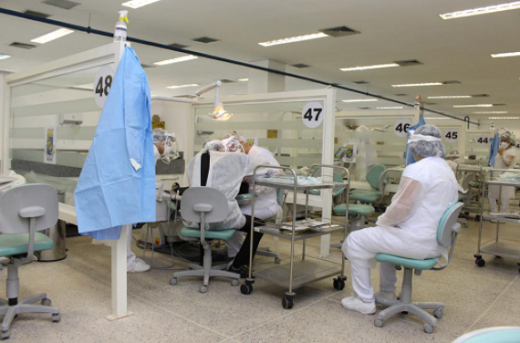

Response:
(2, 41), (131, 320)
(191, 89), (336, 256)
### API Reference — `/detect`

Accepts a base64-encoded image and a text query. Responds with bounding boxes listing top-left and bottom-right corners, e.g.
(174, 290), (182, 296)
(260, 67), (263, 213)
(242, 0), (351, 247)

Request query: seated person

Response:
(341, 125), (458, 314)
(446, 150), (459, 174)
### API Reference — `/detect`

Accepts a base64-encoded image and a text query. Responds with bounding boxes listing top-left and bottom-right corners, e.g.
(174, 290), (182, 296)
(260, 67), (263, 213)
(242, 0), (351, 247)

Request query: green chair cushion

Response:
(351, 189), (383, 196)
(349, 192), (379, 203)
(461, 328), (520, 343)
(236, 193), (254, 201)
(0, 233), (54, 258)
(180, 227), (236, 240)
(334, 203), (375, 217)
(458, 193), (468, 201)
(376, 253), (438, 270)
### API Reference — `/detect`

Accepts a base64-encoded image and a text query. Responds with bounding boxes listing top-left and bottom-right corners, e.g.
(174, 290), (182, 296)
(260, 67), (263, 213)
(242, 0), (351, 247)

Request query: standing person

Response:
(488, 131), (518, 214)
(222, 134), (283, 275)
(341, 125), (458, 314)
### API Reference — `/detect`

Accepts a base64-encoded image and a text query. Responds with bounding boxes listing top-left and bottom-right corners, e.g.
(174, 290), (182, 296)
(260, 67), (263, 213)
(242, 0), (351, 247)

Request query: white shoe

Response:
(341, 296), (376, 315)
(375, 291), (397, 302)
(128, 258), (151, 273)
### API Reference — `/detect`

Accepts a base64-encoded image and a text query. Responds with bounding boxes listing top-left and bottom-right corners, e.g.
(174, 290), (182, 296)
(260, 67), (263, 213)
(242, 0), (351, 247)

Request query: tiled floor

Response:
(1, 217), (519, 343)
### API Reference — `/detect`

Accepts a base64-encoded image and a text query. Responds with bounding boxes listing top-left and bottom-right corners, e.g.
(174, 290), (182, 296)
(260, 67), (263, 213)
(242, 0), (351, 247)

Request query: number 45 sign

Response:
(302, 102), (324, 129)
(94, 65), (114, 108)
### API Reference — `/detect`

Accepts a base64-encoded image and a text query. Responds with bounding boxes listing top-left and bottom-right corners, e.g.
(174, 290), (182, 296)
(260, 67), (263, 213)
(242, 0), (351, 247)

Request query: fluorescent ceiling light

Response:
(340, 63), (399, 72)
(122, 0), (161, 9)
(237, 78), (249, 82)
(376, 106), (403, 110)
(342, 99), (378, 103)
(474, 111), (508, 114)
(0, 54), (11, 60)
(392, 83), (443, 87)
(489, 116), (519, 120)
(166, 83), (199, 89)
(154, 55), (198, 66)
(31, 28), (74, 44)
(427, 95), (471, 99)
(440, 1), (520, 20)
(491, 51), (520, 58)
(259, 32), (328, 47)
(453, 104), (493, 108)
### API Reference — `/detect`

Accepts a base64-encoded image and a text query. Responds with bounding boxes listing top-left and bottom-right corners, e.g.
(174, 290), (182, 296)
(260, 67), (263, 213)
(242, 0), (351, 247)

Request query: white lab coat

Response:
(489, 147), (518, 212)
(342, 157), (458, 301)
(227, 146), (283, 258)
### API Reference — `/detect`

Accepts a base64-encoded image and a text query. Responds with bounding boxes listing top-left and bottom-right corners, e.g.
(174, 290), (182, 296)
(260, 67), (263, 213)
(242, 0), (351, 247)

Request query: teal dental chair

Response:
(374, 202), (464, 334)
(171, 187), (241, 293)
(453, 327), (520, 343)
(350, 165), (387, 205)
(0, 184), (61, 340)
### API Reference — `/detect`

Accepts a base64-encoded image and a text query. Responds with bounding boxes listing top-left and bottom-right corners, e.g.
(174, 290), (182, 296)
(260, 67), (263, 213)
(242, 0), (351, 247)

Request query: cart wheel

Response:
(475, 258), (486, 267)
(374, 318), (383, 328)
(231, 279), (239, 287)
(423, 323), (434, 334)
(433, 309), (443, 319)
(282, 296), (294, 310)
(333, 277), (346, 291)
(0, 330), (10, 340)
(475, 215), (481, 221)
(275, 257), (282, 264)
(240, 284), (253, 295)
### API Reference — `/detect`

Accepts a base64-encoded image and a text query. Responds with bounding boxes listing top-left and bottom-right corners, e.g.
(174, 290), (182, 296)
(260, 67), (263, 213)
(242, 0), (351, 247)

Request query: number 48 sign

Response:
(301, 102), (324, 129)
(94, 65), (114, 108)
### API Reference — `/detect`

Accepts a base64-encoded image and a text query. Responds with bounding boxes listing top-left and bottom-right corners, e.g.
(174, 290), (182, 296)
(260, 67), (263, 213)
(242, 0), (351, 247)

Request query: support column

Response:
(248, 60), (285, 94)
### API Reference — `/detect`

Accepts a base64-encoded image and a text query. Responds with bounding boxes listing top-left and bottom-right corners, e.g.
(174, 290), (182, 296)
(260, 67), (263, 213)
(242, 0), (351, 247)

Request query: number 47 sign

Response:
(94, 65), (114, 108)
(302, 102), (324, 129)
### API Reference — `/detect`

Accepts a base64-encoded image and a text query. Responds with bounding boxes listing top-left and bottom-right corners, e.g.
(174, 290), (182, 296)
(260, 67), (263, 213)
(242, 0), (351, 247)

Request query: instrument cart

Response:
(475, 168), (520, 272)
(457, 164), (486, 221)
(240, 164), (350, 309)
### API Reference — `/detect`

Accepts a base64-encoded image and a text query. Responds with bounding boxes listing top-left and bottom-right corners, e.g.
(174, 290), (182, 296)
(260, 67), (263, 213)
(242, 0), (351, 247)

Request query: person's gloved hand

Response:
(252, 185), (270, 196)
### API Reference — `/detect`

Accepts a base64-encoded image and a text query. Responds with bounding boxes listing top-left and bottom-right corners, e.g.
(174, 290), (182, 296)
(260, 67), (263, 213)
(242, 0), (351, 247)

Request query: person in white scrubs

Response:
(222, 134), (283, 273)
(127, 129), (177, 273)
(341, 125), (458, 314)
(488, 131), (518, 213)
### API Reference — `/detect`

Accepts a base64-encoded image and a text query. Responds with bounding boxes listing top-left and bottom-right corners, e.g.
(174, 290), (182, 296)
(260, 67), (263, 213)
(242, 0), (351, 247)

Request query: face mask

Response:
(501, 142), (509, 149)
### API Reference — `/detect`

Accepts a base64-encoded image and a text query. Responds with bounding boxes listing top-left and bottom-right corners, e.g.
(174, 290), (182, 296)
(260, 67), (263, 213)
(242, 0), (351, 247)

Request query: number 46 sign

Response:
(94, 65), (114, 108)
(302, 102), (324, 129)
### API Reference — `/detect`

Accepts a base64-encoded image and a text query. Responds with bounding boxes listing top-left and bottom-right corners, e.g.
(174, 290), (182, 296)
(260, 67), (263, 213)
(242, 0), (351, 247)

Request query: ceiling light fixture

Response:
(31, 28), (74, 44)
(340, 63), (399, 72)
(376, 106), (404, 110)
(0, 54), (11, 61)
(440, 1), (520, 20)
(195, 80), (233, 121)
(342, 99), (378, 103)
(427, 95), (472, 99)
(153, 55), (198, 66)
(488, 116), (519, 120)
(122, 0), (161, 9)
(259, 32), (328, 47)
(453, 104), (493, 108)
(392, 82), (443, 87)
(166, 83), (199, 89)
(491, 51), (520, 58)
(474, 111), (508, 114)
(237, 78), (249, 82)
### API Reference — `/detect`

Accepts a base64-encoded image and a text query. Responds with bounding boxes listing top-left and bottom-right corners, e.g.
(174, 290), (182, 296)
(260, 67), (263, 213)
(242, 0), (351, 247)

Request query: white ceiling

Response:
(0, 0), (519, 121)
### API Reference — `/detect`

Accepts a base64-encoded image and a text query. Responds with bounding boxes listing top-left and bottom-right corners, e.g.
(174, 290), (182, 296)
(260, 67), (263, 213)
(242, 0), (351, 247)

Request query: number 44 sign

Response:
(302, 102), (324, 129)
(94, 65), (114, 108)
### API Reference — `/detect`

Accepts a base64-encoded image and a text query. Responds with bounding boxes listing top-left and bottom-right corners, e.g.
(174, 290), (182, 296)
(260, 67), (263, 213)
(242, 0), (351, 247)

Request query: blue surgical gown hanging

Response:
(74, 47), (156, 240)
(404, 114), (426, 166)
(488, 132), (500, 167)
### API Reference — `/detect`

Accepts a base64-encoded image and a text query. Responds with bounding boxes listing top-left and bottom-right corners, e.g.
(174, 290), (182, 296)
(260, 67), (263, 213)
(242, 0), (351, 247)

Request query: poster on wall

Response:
(341, 143), (357, 163)
(44, 126), (57, 164)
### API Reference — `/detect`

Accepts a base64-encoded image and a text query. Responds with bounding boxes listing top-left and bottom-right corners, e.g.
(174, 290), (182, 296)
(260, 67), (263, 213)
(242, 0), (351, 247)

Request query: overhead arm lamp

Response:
(195, 80), (233, 121)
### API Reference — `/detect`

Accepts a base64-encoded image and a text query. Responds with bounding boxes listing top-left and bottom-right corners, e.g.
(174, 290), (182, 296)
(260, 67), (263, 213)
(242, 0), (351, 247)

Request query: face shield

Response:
(153, 129), (179, 164)
(221, 137), (245, 154)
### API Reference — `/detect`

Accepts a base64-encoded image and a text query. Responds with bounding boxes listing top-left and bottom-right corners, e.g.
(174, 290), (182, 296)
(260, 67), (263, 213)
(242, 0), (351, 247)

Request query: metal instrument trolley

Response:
(475, 168), (520, 272)
(456, 164), (486, 221)
(240, 165), (350, 309)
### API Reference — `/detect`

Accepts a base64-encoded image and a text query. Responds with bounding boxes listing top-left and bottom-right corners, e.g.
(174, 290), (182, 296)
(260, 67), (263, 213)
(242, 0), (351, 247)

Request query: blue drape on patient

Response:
(404, 114), (426, 166)
(74, 47), (156, 240)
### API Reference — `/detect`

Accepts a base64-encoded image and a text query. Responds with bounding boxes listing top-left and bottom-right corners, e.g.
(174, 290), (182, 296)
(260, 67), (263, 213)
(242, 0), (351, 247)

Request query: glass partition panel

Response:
(194, 100), (324, 169)
(466, 131), (491, 164)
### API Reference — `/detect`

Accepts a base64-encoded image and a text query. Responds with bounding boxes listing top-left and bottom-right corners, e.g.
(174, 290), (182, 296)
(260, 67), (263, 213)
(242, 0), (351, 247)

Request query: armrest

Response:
(19, 206), (45, 218)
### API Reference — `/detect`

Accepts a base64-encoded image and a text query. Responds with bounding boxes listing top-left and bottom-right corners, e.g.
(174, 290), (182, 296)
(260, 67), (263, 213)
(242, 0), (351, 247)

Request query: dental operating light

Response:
(195, 80), (233, 121)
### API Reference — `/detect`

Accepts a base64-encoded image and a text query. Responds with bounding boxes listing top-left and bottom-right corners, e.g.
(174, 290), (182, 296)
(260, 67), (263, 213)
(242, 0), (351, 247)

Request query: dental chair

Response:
(374, 202), (464, 334)
(170, 187), (241, 293)
(453, 327), (520, 343)
(349, 165), (387, 205)
(0, 184), (61, 340)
